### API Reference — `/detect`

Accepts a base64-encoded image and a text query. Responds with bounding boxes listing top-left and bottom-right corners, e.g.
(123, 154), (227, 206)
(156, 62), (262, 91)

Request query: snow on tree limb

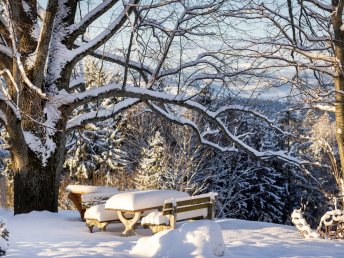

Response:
(68, 76), (85, 91)
(0, 45), (12, 58)
(15, 54), (46, 98)
(68, 0), (120, 42)
(60, 83), (305, 165)
(69, 0), (139, 63)
(303, 0), (334, 12)
(86, 48), (153, 77)
(145, 101), (305, 165)
(66, 98), (141, 130)
(23, 130), (56, 166)
(146, 100), (237, 153)
(32, 0), (58, 87)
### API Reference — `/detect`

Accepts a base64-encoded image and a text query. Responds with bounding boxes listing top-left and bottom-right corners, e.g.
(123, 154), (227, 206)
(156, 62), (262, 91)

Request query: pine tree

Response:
(135, 131), (167, 190)
(208, 150), (287, 223)
(64, 117), (130, 189)
(64, 58), (131, 188)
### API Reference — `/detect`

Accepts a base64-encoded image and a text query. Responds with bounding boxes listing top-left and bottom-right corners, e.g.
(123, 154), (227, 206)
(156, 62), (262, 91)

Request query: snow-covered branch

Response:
(66, 98), (141, 130)
(146, 101), (237, 152)
(61, 83), (305, 165)
(15, 54), (46, 98)
(68, 0), (121, 42)
(32, 0), (58, 87)
(0, 45), (12, 58)
(145, 101), (305, 165)
(89, 48), (153, 77)
(69, 76), (85, 91)
(70, 0), (139, 62)
(303, 0), (334, 12)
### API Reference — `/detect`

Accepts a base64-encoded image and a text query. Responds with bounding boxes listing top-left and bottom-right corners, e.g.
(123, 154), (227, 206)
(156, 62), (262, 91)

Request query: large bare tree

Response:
(0, 0), (302, 214)
(224, 0), (344, 192)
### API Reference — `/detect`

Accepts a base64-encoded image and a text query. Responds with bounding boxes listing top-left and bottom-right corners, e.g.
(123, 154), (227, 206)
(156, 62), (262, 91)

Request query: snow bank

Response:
(130, 220), (226, 258)
(2, 209), (344, 257)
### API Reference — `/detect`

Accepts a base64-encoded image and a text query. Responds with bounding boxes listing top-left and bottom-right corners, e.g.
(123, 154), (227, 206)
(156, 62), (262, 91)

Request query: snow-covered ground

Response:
(1, 208), (344, 258)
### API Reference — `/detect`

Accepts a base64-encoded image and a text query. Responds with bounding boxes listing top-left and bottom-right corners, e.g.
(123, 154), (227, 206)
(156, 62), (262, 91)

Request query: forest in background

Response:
(0, 58), (338, 227)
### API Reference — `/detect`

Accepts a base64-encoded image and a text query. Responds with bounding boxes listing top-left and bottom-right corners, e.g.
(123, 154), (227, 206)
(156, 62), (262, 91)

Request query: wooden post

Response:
(170, 201), (177, 229)
(208, 197), (216, 220)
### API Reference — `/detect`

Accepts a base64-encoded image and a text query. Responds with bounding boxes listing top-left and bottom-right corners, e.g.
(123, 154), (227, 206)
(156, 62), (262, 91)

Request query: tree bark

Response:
(334, 77), (344, 190)
(333, 3), (344, 191)
(12, 133), (66, 215)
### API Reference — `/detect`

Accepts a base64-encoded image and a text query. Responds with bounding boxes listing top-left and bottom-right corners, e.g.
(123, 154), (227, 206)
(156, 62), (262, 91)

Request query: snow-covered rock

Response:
(130, 220), (226, 258)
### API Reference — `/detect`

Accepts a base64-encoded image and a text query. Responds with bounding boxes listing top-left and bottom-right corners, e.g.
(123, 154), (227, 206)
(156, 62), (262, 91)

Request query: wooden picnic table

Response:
(66, 185), (118, 220)
(104, 190), (189, 236)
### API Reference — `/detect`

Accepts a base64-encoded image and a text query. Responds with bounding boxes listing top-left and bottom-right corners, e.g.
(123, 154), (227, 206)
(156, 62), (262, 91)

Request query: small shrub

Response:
(0, 218), (9, 256)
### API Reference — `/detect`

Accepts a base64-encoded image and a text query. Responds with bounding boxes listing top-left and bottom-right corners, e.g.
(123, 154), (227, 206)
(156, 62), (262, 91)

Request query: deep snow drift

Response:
(0, 209), (344, 257)
(130, 220), (225, 257)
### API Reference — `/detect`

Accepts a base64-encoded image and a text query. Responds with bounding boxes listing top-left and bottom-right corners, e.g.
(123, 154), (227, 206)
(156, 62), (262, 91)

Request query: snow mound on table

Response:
(66, 185), (118, 194)
(141, 211), (170, 225)
(105, 190), (189, 211)
(84, 204), (119, 222)
(131, 220), (226, 258)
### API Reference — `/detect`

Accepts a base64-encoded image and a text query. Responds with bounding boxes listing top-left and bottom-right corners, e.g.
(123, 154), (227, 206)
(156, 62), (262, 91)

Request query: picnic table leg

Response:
(117, 211), (141, 237)
(68, 192), (86, 221)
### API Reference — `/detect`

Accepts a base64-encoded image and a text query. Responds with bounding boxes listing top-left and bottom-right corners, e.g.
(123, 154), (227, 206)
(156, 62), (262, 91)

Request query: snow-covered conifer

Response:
(135, 131), (167, 190)
(0, 218), (9, 256)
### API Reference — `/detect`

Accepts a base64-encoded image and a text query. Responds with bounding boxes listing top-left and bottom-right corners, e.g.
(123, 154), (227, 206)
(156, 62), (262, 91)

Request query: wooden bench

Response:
(105, 190), (190, 236)
(84, 204), (124, 233)
(85, 204), (152, 233)
(141, 192), (217, 233)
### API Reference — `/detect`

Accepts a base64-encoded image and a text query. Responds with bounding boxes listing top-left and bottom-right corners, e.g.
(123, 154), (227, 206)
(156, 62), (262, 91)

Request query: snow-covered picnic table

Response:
(105, 190), (189, 236)
(66, 185), (119, 220)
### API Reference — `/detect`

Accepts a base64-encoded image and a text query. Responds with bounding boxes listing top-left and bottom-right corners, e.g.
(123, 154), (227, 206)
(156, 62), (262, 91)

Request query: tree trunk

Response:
(334, 75), (344, 191)
(333, 9), (344, 192)
(12, 133), (66, 215)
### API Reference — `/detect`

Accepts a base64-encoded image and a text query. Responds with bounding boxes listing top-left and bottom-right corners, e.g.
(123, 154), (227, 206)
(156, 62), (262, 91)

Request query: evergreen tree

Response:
(64, 58), (131, 189)
(64, 118), (130, 189)
(208, 151), (287, 223)
(135, 131), (167, 190)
